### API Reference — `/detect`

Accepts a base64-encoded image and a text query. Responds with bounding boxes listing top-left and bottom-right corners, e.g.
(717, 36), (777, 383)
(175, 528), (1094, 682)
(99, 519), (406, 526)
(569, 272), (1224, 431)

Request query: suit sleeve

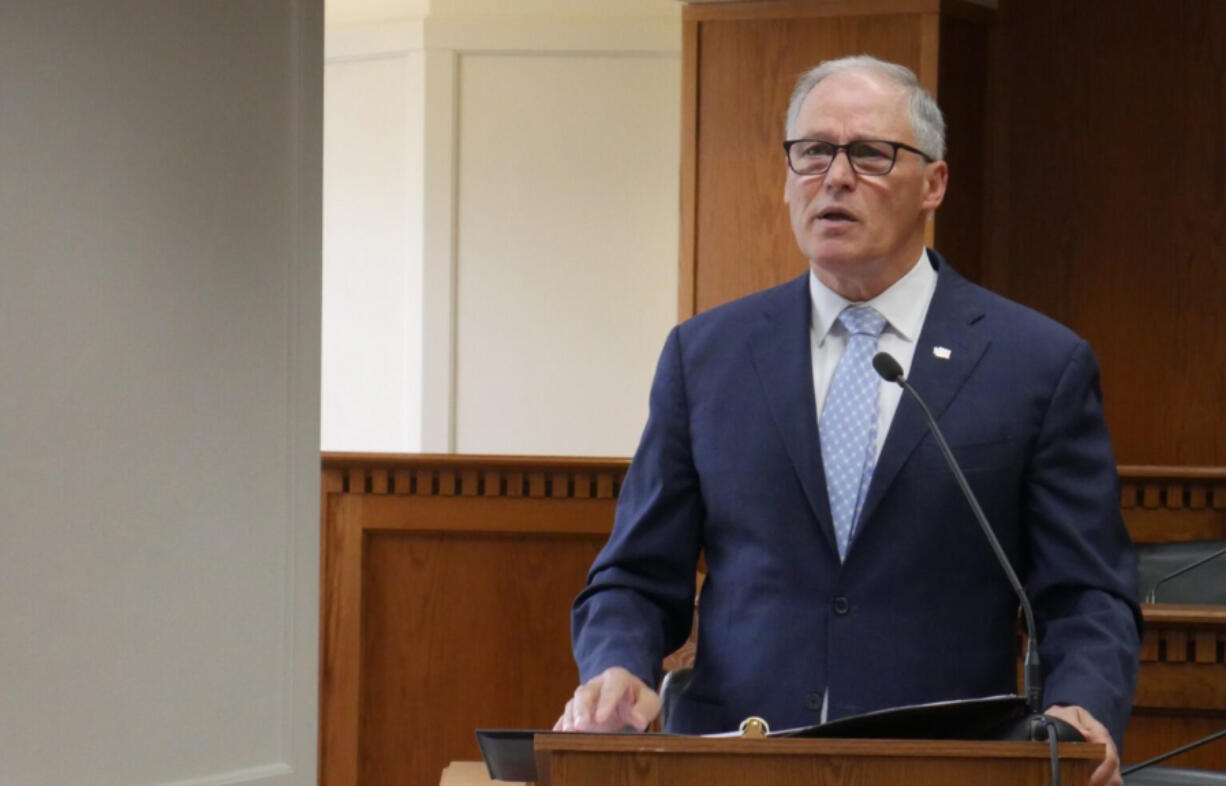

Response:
(1022, 339), (1142, 748)
(570, 326), (705, 689)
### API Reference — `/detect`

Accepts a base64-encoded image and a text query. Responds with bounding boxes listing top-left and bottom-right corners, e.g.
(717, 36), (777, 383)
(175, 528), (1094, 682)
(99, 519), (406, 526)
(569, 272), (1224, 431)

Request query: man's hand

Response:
(1044, 705), (1121, 786)
(553, 666), (661, 732)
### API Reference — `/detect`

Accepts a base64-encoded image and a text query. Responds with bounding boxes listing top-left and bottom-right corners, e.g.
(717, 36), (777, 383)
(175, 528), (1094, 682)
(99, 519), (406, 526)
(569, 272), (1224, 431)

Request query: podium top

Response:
(480, 696), (1105, 782)
(534, 733), (1104, 760)
(533, 734), (1103, 786)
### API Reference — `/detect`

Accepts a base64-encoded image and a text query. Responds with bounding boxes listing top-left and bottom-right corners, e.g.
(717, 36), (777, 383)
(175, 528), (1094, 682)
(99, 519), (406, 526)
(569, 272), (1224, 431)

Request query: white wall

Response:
(322, 0), (682, 456)
(0, 2), (321, 784)
(326, 0), (678, 25)
(322, 52), (425, 452)
(454, 53), (679, 455)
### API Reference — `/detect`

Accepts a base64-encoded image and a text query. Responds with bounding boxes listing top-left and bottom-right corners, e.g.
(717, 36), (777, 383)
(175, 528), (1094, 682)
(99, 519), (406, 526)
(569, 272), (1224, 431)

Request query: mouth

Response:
(814, 206), (858, 224)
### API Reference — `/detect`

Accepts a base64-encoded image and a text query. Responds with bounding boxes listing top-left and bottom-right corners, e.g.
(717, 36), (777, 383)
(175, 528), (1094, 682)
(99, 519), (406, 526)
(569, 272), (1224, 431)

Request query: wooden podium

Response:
(533, 733), (1103, 786)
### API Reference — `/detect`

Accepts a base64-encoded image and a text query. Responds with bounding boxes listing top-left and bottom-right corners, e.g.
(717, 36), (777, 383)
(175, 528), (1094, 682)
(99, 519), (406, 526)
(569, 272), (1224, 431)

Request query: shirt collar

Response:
(809, 249), (936, 346)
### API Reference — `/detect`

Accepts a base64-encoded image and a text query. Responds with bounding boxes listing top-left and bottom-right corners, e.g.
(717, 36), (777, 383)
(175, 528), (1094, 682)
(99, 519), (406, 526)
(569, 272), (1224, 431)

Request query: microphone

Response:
(871, 352), (905, 384)
(1145, 545), (1226, 603)
(871, 351), (1044, 716)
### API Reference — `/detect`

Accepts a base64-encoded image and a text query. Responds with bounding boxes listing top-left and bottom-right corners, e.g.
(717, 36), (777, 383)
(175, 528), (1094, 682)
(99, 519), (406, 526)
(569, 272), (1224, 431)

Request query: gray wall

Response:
(0, 2), (321, 784)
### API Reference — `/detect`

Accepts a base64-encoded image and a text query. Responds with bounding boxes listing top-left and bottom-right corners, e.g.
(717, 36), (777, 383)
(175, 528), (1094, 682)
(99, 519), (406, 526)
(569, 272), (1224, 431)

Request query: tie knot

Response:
(837, 305), (886, 337)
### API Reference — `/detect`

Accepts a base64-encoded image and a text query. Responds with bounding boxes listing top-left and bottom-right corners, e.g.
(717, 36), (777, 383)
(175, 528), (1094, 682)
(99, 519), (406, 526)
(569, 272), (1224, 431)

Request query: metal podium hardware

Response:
(739, 716), (770, 738)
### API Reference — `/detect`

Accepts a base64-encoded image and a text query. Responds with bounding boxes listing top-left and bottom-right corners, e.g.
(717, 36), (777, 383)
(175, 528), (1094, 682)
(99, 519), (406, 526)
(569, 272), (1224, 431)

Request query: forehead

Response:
(791, 70), (912, 140)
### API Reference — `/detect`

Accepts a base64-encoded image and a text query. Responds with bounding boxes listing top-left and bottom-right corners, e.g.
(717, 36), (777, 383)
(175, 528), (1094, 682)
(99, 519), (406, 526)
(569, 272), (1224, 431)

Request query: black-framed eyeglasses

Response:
(782, 138), (934, 176)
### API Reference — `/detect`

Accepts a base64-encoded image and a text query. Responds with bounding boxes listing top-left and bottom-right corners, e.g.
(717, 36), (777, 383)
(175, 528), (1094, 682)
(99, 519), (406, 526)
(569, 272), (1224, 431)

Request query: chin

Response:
(810, 248), (870, 274)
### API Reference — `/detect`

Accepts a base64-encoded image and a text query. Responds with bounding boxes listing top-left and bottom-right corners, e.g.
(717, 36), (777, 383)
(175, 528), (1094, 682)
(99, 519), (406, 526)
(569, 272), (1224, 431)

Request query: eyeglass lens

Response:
(789, 141), (896, 175)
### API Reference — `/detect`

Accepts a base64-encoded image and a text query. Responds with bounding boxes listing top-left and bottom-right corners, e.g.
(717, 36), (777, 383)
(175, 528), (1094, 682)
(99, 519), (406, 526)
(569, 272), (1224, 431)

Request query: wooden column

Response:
(679, 0), (993, 318)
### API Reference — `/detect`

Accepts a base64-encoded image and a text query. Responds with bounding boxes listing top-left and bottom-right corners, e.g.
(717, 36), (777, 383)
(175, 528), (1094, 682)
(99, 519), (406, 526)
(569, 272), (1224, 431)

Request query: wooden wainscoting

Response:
(1120, 467), (1226, 769)
(319, 453), (628, 786)
(1129, 605), (1226, 769)
(1120, 466), (1226, 544)
(320, 459), (1226, 782)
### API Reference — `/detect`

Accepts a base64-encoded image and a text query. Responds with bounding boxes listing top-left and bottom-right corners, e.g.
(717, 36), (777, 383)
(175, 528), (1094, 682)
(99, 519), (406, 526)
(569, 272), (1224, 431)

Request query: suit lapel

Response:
(855, 256), (991, 532)
(748, 275), (839, 556)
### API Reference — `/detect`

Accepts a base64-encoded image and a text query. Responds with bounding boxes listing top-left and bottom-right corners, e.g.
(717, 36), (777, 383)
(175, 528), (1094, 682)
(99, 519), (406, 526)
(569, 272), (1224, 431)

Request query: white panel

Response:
(0, 1), (320, 784)
(325, 19), (423, 61)
(454, 53), (680, 456)
(322, 52), (425, 452)
(326, 0), (428, 27)
(421, 17), (680, 53)
(323, 16), (679, 60)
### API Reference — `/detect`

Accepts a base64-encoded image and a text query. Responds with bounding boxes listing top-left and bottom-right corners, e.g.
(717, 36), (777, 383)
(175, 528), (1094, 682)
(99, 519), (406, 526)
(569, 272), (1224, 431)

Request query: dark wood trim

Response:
(322, 451), (629, 473)
(1144, 605), (1226, 628)
(940, 0), (996, 24)
(1120, 466), (1226, 481)
(678, 18), (700, 321)
(536, 732), (1102, 760)
(683, 0), (943, 23)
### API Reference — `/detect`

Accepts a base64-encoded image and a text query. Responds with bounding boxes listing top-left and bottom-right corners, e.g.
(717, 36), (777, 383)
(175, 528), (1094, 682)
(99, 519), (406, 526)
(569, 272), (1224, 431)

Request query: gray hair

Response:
(785, 55), (946, 161)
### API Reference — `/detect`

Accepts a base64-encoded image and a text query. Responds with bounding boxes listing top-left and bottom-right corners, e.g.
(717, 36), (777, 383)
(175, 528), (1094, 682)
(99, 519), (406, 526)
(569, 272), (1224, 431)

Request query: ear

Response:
(920, 160), (948, 211)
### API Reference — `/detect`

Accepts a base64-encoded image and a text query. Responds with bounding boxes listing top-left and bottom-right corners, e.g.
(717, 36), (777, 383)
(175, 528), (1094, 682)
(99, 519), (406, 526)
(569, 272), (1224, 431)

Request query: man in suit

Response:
(555, 55), (1140, 786)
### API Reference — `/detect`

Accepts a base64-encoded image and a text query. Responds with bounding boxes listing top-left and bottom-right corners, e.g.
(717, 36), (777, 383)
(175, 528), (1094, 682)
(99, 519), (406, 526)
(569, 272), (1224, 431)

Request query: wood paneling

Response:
(679, 18), (700, 319)
(320, 454), (626, 786)
(1128, 605), (1226, 769)
(682, 0), (991, 23)
(931, 11), (989, 284)
(320, 458), (1226, 781)
(360, 528), (600, 785)
(680, 0), (991, 317)
(684, 0), (1226, 468)
(1120, 467), (1226, 544)
(691, 13), (922, 314)
(536, 733), (1100, 786)
(988, 0), (1226, 467)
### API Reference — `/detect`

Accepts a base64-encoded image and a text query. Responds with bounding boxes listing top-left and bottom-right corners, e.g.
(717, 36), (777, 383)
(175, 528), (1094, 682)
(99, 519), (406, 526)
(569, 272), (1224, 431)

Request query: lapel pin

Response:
(933, 346), (952, 360)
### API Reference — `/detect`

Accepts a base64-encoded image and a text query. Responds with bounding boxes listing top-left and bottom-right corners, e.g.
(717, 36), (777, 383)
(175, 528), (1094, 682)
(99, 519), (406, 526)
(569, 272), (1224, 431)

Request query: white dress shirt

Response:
(809, 250), (938, 722)
(809, 250), (939, 462)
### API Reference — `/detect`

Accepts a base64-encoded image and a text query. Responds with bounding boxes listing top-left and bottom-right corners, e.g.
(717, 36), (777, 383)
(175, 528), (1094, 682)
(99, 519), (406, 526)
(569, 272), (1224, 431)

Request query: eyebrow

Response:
(788, 135), (891, 143)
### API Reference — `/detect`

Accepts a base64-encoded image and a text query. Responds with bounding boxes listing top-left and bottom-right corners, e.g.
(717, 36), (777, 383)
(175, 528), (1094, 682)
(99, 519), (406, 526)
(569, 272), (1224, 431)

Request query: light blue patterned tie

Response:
(820, 305), (887, 560)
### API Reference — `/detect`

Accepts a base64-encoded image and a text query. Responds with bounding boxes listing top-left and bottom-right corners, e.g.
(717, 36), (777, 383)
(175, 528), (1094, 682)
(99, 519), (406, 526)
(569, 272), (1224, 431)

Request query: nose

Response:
(824, 147), (857, 190)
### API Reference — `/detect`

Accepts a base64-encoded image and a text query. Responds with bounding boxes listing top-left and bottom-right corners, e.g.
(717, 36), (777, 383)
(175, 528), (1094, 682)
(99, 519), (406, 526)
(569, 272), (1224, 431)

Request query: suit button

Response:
(805, 692), (822, 710)
(832, 596), (850, 615)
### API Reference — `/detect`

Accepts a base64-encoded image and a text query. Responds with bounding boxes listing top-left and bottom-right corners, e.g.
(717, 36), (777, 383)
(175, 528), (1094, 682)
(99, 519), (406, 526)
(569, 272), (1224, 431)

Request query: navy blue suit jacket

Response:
(572, 251), (1141, 746)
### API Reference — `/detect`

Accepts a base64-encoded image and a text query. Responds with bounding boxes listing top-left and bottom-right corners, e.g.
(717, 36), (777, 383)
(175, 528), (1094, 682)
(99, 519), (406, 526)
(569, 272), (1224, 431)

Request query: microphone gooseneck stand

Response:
(871, 352), (1080, 786)
(1120, 727), (1226, 777)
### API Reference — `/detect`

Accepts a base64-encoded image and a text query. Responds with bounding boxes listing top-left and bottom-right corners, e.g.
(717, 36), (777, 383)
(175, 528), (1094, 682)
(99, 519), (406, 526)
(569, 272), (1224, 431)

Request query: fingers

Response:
(553, 672), (607, 731)
(1044, 705), (1121, 786)
(555, 666), (661, 732)
(571, 677), (601, 728)
(593, 670), (631, 726)
(628, 680), (662, 730)
(559, 679), (602, 731)
(552, 698), (572, 731)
